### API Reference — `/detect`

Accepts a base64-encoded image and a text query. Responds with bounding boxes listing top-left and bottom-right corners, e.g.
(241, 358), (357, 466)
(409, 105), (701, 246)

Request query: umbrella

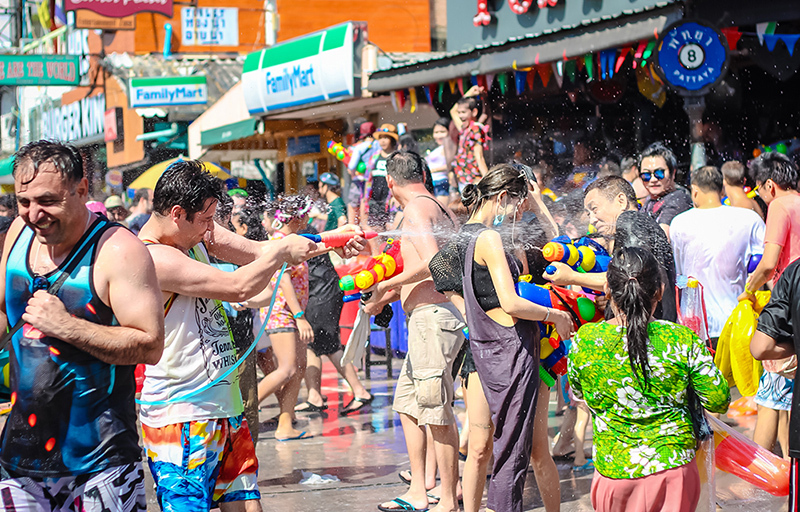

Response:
(128, 156), (232, 190)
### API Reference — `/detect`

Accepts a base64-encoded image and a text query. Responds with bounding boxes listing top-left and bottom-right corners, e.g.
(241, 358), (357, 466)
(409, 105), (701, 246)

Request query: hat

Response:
(87, 201), (108, 216)
(359, 121), (375, 138)
(318, 172), (340, 187)
(227, 188), (249, 198)
(373, 123), (399, 141)
(103, 195), (123, 210)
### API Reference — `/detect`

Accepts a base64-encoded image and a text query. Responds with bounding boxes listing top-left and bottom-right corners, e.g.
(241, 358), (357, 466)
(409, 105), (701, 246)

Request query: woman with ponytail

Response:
(567, 247), (730, 512)
(431, 163), (572, 512)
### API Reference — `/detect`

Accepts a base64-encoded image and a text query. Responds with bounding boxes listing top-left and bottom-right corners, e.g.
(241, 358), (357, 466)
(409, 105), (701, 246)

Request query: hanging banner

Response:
(181, 7), (238, 46)
(655, 20), (729, 96)
(65, 0), (172, 18)
(0, 55), (80, 86)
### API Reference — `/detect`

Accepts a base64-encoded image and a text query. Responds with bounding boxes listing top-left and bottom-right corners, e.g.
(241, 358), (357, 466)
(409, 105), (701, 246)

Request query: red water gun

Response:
(339, 239), (403, 292)
(301, 230), (378, 248)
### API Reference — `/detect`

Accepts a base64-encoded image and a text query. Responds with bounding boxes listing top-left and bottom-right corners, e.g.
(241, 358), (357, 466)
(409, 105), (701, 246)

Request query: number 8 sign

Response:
(655, 20), (729, 96)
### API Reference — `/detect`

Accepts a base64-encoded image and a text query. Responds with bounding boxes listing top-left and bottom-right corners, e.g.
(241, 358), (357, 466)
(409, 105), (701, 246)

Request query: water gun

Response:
(328, 141), (367, 174)
(301, 230), (378, 248)
(708, 414), (790, 496)
(537, 323), (571, 387)
(517, 278), (601, 348)
(747, 254), (762, 273)
(339, 238), (403, 292)
(542, 235), (611, 276)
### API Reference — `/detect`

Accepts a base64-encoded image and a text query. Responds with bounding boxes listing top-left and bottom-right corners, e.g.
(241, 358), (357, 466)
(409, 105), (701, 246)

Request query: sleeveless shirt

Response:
(1, 219), (140, 477)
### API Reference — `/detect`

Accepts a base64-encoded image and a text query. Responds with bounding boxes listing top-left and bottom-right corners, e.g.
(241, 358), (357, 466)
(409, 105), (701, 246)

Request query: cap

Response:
(359, 121), (376, 137)
(227, 188), (249, 198)
(103, 195), (124, 209)
(319, 172), (340, 187)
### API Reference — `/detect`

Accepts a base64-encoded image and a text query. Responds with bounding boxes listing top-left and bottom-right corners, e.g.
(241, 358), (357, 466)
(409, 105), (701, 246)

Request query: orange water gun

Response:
(339, 239), (402, 292)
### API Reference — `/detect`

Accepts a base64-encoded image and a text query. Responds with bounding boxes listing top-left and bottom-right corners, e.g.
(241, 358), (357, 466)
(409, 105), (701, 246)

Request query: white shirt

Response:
(139, 243), (243, 427)
(670, 205), (765, 337)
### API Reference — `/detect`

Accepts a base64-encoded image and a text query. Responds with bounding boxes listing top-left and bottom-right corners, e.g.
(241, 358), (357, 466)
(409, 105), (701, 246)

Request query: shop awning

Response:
(0, 156), (14, 185)
(367, 3), (683, 93)
(129, 157), (232, 190)
(201, 119), (259, 147)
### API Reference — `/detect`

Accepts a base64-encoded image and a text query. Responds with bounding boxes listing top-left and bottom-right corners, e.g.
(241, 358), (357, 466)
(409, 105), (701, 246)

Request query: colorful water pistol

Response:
(339, 239), (402, 292)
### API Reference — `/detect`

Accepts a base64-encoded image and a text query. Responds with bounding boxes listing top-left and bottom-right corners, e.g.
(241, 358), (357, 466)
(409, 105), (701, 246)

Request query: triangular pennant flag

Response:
(409, 88), (418, 113)
(636, 64), (666, 108)
(584, 54), (594, 81)
(526, 69), (535, 90)
(552, 62), (563, 88)
(396, 90), (406, 111)
(390, 91), (399, 112)
(457, 78), (465, 96)
(565, 60), (576, 83)
(497, 73), (509, 95)
(756, 22), (776, 45)
(515, 71), (527, 95)
(615, 47), (632, 73)
(576, 57), (585, 72)
(477, 74), (487, 90)
(464, 77), (472, 94)
(486, 73), (495, 91)
(720, 27), (742, 50)
(764, 34), (779, 52)
(599, 51), (608, 80)
(424, 84), (434, 104)
(438, 82), (445, 103)
(470, 75), (478, 87)
(448, 79), (457, 94)
(538, 64), (552, 87)
(778, 34), (800, 56)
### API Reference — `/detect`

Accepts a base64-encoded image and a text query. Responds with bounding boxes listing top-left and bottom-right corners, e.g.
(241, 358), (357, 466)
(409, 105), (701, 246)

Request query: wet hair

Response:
(457, 95), (482, 117)
(607, 246), (664, 388)
(214, 192), (234, 227)
(387, 151), (429, 187)
(133, 188), (152, 205)
(152, 160), (225, 221)
(13, 140), (84, 186)
(266, 194), (312, 225)
(232, 208), (267, 241)
(751, 152), (798, 190)
(398, 133), (418, 154)
(584, 175), (638, 209)
(720, 161), (747, 187)
(598, 158), (622, 178)
(461, 163), (528, 213)
(0, 194), (17, 216)
(691, 166), (723, 194)
(620, 157), (638, 174)
(434, 117), (451, 131)
(639, 142), (677, 176)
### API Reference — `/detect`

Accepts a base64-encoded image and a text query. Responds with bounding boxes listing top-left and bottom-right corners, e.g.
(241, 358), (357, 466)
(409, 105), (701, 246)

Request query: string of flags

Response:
(722, 25), (800, 56)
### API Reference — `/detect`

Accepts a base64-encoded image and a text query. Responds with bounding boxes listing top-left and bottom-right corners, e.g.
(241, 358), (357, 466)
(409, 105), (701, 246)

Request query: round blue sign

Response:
(655, 20), (728, 95)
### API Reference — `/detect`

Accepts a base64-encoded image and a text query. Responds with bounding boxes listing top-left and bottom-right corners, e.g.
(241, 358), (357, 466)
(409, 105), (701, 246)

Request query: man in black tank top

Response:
(0, 141), (165, 511)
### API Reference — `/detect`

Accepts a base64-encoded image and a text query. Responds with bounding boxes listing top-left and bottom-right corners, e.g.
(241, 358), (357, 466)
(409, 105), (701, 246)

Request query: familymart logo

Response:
(265, 64), (316, 97)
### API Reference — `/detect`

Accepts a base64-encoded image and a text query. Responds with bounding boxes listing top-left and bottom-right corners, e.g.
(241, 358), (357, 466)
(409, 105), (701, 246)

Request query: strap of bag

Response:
(0, 219), (114, 351)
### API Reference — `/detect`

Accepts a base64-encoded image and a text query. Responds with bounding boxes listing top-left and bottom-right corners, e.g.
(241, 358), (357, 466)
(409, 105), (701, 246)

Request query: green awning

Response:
(201, 119), (258, 147)
(0, 156), (14, 184)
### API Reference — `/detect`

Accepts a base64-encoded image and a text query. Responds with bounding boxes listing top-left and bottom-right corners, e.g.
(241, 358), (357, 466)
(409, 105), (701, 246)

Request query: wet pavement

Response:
(142, 356), (788, 511)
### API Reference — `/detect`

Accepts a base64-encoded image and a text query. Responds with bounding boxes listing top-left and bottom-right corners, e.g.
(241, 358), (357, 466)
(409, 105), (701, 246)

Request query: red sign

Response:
(65, 0), (172, 19)
(104, 108), (118, 142)
(474, 0), (559, 27)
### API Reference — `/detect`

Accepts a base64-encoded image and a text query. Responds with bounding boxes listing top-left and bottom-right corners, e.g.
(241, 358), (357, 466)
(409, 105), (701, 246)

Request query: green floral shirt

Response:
(567, 320), (730, 479)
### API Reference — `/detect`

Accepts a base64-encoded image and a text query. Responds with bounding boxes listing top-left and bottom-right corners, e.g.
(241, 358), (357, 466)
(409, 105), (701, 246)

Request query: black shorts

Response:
(306, 299), (344, 357)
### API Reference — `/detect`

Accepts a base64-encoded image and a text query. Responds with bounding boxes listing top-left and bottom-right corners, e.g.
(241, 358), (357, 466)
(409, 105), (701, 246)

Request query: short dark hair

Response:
(13, 140), (84, 186)
(0, 194), (17, 216)
(152, 160), (225, 221)
(639, 142), (677, 176)
(751, 152), (798, 190)
(691, 166), (723, 194)
(585, 175), (638, 209)
(133, 188), (152, 204)
(387, 151), (428, 185)
(620, 157), (638, 173)
(457, 96), (482, 116)
(720, 161), (747, 187)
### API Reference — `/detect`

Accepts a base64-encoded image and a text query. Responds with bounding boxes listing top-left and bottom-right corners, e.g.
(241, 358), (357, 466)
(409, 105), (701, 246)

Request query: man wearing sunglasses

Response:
(639, 142), (693, 240)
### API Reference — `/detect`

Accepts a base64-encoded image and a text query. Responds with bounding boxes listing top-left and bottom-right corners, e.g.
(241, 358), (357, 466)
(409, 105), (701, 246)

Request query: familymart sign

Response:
(129, 76), (208, 108)
(242, 22), (357, 115)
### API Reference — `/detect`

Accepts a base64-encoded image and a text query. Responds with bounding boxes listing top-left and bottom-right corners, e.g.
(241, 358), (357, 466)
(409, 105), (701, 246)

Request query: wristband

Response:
(744, 286), (755, 296)
(293, 311), (305, 319)
(543, 308), (551, 323)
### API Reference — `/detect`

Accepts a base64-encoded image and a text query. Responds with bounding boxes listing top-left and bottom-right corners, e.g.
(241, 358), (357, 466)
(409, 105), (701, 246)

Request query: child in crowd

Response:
(450, 86), (489, 190)
(365, 124), (398, 252)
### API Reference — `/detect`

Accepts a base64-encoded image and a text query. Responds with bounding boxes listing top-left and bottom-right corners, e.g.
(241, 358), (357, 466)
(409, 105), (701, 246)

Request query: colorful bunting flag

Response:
(515, 71), (527, 95)
(552, 62), (563, 88)
(720, 27), (742, 50)
(486, 73), (495, 91)
(584, 54), (594, 81)
(497, 73), (509, 95)
(615, 48), (632, 73)
(409, 88), (417, 113)
(538, 65), (552, 87)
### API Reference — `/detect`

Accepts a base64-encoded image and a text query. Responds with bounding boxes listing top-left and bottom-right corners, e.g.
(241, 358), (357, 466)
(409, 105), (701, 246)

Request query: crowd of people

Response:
(0, 82), (797, 512)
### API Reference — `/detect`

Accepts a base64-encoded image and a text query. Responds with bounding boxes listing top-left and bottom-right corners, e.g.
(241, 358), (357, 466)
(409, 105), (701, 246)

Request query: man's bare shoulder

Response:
(404, 195), (454, 223)
(97, 225), (156, 269)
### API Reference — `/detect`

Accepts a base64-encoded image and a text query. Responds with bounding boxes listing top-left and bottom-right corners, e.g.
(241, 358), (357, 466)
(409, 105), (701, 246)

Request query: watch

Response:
(293, 311), (305, 319)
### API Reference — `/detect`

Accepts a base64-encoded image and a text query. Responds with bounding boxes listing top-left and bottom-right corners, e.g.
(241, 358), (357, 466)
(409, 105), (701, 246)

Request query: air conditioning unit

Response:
(1, 113), (16, 153)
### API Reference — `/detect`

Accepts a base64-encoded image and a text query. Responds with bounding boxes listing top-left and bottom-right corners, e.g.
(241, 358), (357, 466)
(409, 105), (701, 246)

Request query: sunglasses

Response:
(641, 169), (667, 182)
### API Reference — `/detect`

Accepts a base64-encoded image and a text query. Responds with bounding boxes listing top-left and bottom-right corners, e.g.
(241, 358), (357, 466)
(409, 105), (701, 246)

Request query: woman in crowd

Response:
(568, 246), (730, 512)
(425, 117), (456, 205)
(431, 164), (572, 512)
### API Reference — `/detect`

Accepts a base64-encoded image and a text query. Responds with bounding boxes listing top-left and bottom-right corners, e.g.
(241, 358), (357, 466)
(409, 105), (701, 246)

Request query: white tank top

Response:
(139, 243), (243, 428)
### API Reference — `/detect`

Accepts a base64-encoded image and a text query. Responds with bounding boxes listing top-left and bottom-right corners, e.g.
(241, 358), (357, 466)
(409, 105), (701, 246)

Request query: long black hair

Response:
(461, 163), (528, 214)
(232, 208), (267, 241)
(606, 246), (664, 388)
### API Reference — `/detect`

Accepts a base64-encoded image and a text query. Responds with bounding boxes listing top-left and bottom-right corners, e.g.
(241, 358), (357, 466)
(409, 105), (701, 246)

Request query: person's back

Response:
(568, 247), (728, 512)
(721, 161), (764, 219)
(765, 192), (800, 279)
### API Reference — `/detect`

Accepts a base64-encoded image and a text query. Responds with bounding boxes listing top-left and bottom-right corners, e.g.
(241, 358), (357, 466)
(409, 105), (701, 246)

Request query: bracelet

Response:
(543, 308), (551, 323)
(293, 311), (305, 319)
(744, 286), (755, 296)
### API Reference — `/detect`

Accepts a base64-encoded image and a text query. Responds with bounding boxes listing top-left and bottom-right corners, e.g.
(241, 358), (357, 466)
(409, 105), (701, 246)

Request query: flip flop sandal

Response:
(398, 470), (412, 486)
(294, 401), (328, 413)
(552, 451), (576, 461)
(340, 394), (374, 416)
(458, 449), (468, 461)
(377, 498), (428, 512)
(275, 431), (313, 442)
(426, 493), (463, 506)
(573, 459), (594, 473)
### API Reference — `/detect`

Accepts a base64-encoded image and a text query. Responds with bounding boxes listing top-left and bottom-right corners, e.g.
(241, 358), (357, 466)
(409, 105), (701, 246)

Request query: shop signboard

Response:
(242, 22), (358, 115)
(181, 7), (238, 46)
(65, 0), (172, 18)
(0, 55), (80, 86)
(75, 10), (135, 30)
(41, 94), (105, 145)
(655, 20), (728, 96)
(129, 76), (208, 108)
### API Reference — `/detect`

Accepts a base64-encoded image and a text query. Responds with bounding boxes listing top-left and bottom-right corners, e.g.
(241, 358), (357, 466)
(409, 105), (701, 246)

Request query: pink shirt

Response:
(764, 193), (800, 283)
